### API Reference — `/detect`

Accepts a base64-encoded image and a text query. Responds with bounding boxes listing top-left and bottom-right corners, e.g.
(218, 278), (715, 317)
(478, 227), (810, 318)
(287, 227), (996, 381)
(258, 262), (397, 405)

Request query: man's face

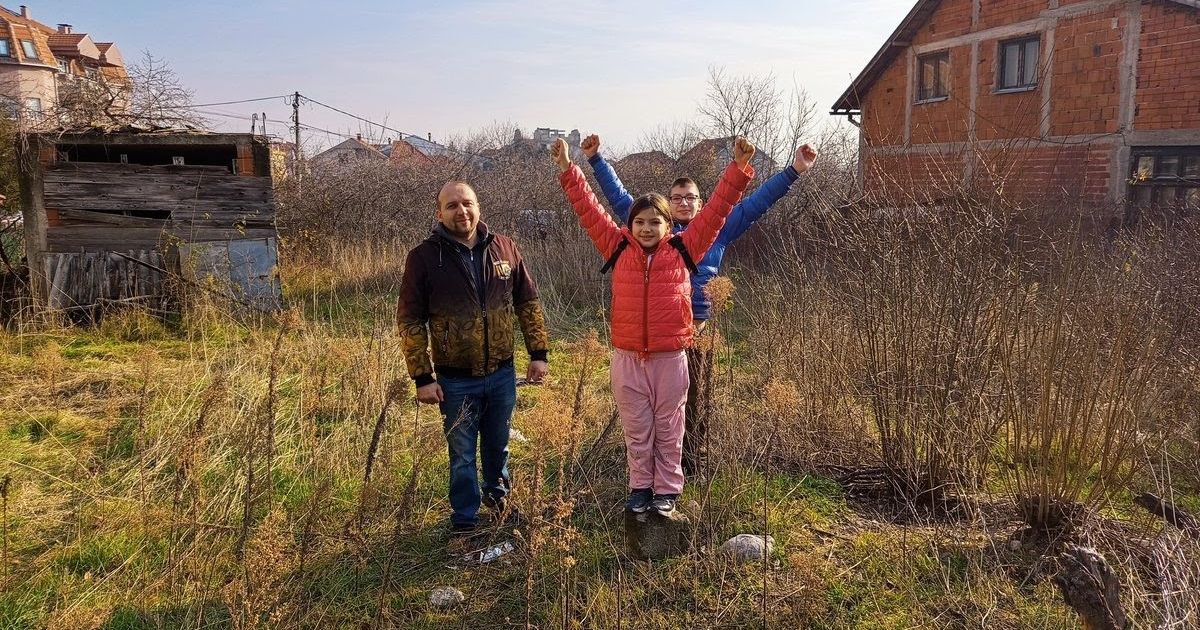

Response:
(436, 183), (481, 239)
(668, 183), (702, 223)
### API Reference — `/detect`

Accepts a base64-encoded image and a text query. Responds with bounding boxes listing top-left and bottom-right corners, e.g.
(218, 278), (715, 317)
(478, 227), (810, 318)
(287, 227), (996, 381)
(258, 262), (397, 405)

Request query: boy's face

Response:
(631, 208), (670, 250)
(668, 183), (702, 223)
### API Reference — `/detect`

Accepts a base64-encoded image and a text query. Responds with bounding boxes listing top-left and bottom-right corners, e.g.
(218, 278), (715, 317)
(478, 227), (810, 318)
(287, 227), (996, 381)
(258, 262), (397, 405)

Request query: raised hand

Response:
(551, 137), (571, 172)
(793, 144), (818, 173)
(581, 134), (600, 159)
(733, 136), (755, 167)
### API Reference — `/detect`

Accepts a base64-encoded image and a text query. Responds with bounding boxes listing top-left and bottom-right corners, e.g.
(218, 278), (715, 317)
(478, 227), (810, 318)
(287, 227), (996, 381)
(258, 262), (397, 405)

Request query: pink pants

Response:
(610, 348), (688, 494)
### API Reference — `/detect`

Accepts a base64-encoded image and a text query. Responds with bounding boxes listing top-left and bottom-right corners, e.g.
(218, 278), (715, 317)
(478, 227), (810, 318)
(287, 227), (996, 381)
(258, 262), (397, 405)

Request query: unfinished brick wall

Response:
(978, 0), (1047, 30)
(862, 60), (909, 146)
(975, 36), (1045, 141)
(1049, 6), (1124, 136)
(1135, 1), (1200, 130)
(910, 46), (973, 144)
(866, 151), (966, 204)
(853, 0), (1197, 207)
(971, 143), (1113, 202)
(912, 0), (974, 45)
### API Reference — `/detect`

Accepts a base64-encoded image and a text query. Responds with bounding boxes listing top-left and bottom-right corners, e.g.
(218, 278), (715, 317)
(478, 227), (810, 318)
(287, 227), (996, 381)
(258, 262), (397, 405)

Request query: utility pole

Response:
(292, 91), (302, 185)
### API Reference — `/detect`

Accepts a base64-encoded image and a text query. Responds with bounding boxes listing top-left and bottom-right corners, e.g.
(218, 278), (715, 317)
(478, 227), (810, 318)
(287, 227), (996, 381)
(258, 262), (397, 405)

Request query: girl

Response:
(550, 136), (755, 514)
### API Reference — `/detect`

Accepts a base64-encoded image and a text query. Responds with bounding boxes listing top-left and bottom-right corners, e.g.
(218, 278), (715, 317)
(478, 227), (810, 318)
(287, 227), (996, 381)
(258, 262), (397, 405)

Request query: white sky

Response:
(41, 0), (913, 152)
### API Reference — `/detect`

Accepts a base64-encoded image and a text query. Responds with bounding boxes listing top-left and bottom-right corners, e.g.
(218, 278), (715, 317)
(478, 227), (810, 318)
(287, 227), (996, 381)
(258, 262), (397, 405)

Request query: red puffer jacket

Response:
(559, 160), (753, 353)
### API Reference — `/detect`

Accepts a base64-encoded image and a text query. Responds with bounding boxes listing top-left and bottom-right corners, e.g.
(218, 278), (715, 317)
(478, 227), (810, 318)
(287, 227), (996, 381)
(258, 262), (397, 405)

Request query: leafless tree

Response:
(125, 51), (205, 128)
(697, 66), (817, 170)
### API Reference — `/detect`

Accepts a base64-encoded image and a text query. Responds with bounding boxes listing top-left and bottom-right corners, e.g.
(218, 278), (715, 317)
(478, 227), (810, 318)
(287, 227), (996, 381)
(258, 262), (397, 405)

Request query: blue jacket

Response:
(587, 153), (799, 321)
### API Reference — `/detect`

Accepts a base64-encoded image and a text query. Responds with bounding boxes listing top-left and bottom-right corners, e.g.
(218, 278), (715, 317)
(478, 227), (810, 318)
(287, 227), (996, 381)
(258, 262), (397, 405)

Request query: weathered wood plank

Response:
(48, 162), (234, 175)
(58, 208), (172, 228)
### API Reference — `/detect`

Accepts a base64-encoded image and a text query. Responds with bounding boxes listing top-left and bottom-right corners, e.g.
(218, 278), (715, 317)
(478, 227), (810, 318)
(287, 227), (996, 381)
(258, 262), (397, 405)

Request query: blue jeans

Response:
(439, 363), (517, 527)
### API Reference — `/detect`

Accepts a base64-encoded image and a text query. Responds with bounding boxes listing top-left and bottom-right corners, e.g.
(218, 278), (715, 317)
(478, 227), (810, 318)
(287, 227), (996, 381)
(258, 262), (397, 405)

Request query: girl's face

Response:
(631, 208), (670, 250)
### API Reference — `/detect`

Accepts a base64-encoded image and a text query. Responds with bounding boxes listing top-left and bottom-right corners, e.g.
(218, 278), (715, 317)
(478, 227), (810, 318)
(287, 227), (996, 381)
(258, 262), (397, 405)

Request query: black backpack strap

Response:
(667, 235), (698, 274)
(599, 239), (630, 274)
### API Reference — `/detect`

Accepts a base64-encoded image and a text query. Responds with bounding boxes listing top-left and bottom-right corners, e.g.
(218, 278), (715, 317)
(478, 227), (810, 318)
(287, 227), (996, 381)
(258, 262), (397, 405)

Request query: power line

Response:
(161, 95), (291, 110)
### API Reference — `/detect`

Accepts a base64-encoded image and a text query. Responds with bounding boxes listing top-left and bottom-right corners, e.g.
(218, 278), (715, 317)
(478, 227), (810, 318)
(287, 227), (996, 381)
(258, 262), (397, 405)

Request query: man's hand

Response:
(526, 360), (549, 384)
(580, 134), (600, 159)
(793, 144), (818, 174)
(416, 382), (444, 404)
(733, 136), (756, 167)
(551, 138), (571, 172)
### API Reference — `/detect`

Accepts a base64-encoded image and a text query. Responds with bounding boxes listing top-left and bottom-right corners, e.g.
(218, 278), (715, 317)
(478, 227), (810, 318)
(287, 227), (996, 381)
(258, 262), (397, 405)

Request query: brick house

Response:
(831, 0), (1200, 213)
(0, 4), (130, 125)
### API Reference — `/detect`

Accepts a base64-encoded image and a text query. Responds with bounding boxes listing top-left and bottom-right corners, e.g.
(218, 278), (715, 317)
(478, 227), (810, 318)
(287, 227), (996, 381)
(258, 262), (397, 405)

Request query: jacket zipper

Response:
(479, 247), (490, 372)
(642, 251), (654, 352)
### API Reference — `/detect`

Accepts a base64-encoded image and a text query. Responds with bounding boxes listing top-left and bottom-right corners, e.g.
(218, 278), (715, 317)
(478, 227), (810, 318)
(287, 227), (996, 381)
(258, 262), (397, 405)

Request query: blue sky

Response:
(36, 0), (911, 152)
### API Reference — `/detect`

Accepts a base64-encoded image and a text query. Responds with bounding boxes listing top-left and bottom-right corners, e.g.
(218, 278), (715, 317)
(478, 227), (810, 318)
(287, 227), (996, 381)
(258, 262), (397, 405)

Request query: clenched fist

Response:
(793, 144), (818, 174)
(581, 134), (600, 159)
(733, 136), (755, 167)
(551, 137), (571, 172)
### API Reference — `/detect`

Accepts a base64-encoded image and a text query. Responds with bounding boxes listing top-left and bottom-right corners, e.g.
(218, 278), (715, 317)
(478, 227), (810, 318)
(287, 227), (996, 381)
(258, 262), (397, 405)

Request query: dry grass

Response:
(1, 154), (1198, 628)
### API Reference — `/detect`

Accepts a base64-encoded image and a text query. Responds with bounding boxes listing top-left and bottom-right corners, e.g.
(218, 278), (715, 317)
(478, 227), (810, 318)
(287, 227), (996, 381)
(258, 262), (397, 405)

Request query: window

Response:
(20, 40), (37, 60)
(998, 36), (1040, 91)
(1129, 148), (1200, 207)
(23, 98), (41, 115)
(917, 51), (950, 102)
(57, 59), (68, 73)
(0, 40), (9, 57)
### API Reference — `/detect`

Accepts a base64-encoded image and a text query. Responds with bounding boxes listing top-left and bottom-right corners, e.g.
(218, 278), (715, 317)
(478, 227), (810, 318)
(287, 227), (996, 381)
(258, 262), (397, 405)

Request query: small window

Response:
(57, 59), (68, 73)
(20, 40), (38, 60)
(23, 97), (41, 114)
(0, 40), (10, 57)
(998, 36), (1040, 91)
(1129, 147), (1200, 207)
(917, 51), (950, 102)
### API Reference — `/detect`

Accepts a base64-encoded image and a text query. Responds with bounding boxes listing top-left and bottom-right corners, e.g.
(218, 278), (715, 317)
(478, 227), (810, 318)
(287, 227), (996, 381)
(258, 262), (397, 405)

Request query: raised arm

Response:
(680, 137), (756, 262)
(581, 134), (635, 222)
(553, 138), (625, 259)
(720, 144), (819, 243)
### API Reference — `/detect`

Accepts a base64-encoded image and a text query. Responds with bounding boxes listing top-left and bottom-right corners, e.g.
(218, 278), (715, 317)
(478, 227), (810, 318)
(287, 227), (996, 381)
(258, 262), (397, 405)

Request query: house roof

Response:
(615, 150), (675, 172)
(48, 33), (102, 60)
(830, 0), (1200, 114)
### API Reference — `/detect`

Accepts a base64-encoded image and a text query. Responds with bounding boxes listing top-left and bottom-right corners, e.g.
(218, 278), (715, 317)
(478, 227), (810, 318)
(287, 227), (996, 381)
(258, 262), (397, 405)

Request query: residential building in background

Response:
(0, 4), (130, 125)
(832, 0), (1200, 217)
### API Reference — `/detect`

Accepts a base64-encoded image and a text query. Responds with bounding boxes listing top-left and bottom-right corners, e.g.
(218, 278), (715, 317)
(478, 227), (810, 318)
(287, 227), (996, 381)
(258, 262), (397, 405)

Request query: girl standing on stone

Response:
(550, 136), (755, 514)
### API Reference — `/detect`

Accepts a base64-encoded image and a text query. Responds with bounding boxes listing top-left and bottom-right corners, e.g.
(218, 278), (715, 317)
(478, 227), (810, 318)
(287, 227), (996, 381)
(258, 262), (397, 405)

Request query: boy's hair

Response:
(627, 193), (671, 228)
(669, 177), (699, 192)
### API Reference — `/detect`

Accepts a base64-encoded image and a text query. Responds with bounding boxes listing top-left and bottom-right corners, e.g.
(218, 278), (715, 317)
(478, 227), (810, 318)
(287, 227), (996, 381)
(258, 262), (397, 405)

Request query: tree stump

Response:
(1055, 544), (1129, 630)
(624, 509), (691, 560)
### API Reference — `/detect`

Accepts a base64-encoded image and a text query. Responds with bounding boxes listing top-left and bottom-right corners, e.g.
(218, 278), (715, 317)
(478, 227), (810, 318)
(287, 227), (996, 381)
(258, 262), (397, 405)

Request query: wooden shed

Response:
(18, 130), (281, 313)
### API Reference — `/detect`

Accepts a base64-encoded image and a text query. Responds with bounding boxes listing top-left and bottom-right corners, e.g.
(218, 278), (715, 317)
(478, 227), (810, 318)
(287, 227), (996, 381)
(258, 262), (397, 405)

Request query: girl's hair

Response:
(627, 193), (671, 228)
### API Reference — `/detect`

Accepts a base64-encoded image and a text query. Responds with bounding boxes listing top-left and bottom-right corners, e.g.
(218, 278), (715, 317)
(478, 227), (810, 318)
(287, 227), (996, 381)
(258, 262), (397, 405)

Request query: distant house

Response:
(616, 150), (676, 179)
(831, 0), (1200, 212)
(309, 135), (387, 169)
(0, 4), (130, 126)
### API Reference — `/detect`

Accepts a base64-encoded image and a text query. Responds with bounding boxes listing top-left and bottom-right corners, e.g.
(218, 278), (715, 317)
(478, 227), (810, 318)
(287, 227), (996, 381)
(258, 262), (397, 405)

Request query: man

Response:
(580, 135), (818, 474)
(397, 180), (550, 535)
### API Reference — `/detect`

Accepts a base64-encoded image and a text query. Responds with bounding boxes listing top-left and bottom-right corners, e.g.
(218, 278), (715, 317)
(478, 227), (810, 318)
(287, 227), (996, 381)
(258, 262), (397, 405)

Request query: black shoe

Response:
(650, 494), (678, 515)
(625, 488), (653, 513)
(449, 522), (479, 537)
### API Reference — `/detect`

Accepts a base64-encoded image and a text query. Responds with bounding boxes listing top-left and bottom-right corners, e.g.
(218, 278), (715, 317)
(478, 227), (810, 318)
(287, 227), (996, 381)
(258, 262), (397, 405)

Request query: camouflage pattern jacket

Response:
(397, 224), (548, 387)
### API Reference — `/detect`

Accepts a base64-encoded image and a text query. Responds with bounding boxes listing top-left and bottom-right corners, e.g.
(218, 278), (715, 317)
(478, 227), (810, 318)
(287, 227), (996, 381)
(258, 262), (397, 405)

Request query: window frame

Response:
(57, 59), (69, 73)
(0, 40), (10, 58)
(19, 39), (38, 60)
(1128, 146), (1200, 207)
(997, 35), (1041, 93)
(916, 50), (951, 103)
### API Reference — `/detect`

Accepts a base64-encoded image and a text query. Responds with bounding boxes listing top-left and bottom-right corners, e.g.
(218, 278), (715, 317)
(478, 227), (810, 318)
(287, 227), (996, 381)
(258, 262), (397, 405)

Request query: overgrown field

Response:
(3, 201), (1200, 629)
